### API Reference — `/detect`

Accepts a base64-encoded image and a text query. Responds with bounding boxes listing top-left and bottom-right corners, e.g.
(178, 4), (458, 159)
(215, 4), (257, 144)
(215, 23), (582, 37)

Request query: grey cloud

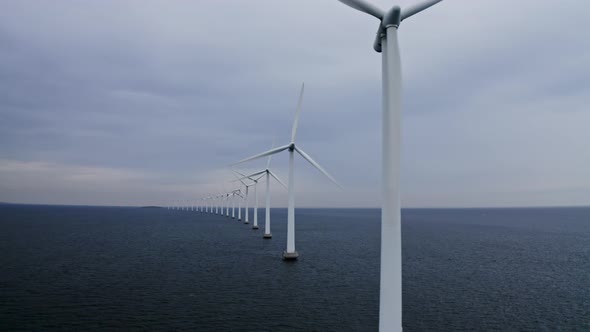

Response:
(0, 0), (589, 207)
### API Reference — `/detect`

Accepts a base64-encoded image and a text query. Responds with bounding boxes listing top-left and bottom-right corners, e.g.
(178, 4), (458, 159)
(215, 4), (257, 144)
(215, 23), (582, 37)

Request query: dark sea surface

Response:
(1, 205), (589, 331)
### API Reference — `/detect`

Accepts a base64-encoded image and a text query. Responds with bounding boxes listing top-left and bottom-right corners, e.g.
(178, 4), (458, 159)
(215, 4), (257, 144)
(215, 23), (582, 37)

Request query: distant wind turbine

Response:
(236, 143), (286, 239)
(225, 193), (231, 218)
(235, 170), (265, 229)
(236, 189), (244, 221)
(234, 83), (341, 260)
(232, 171), (259, 225)
(231, 190), (239, 219)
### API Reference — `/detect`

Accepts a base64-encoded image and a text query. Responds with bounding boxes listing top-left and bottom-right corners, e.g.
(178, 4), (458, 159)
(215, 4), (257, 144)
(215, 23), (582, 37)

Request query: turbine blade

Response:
(266, 138), (275, 169)
(290, 83), (305, 143)
(337, 0), (384, 19)
(239, 170), (267, 181)
(232, 172), (248, 186)
(232, 169), (247, 179)
(268, 170), (287, 190)
(401, 0), (443, 21)
(232, 169), (245, 176)
(294, 146), (343, 189)
(232, 145), (290, 165)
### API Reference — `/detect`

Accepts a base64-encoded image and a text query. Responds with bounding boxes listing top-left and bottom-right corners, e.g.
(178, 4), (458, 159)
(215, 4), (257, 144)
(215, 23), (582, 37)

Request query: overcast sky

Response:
(0, 0), (589, 208)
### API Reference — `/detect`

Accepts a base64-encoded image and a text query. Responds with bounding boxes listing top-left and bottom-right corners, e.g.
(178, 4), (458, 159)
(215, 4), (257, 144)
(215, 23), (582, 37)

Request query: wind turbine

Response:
(235, 189), (244, 221)
(215, 195), (219, 214)
(225, 192), (231, 218)
(235, 146), (286, 239)
(336, 0), (445, 330)
(231, 189), (240, 219)
(235, 170), (265, 229)
(232, 171), (257, 224)
(233, 172), (250, 223)
(234, 83), (341, 260)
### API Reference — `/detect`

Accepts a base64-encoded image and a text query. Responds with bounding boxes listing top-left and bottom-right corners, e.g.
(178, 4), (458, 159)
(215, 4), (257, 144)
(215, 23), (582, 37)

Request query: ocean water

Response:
(1, 205), (589, 331)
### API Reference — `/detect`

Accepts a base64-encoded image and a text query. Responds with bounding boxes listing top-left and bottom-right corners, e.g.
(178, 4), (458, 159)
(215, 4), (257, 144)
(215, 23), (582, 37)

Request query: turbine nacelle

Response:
(383, 6), (401, 29)
(338, 0), (443, 52)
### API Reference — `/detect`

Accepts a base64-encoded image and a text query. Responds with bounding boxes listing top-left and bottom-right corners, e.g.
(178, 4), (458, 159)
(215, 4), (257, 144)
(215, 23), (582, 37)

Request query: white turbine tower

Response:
(236, 171), (265, 229)
(222, 193), (227, 216)
(233, 171), (258, 224)
(225, 192), (231, 218)
(231, 176), (249, 224)
(235, 189), (243, 221)
(236, 147), (286, 239)
(234, 83), (341, 260)
(231, 190), (238, 219)
(215, 195), (220, 214)
(337, 0), (444, 330)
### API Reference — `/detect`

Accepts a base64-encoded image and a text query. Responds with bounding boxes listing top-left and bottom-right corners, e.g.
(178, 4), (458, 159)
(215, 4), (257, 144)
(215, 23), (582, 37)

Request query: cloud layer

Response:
(0, 0), (589, 207)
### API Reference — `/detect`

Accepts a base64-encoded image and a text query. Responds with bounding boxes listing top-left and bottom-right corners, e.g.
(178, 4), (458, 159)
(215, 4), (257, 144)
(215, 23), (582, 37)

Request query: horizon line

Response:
(2, 201), (590, 210)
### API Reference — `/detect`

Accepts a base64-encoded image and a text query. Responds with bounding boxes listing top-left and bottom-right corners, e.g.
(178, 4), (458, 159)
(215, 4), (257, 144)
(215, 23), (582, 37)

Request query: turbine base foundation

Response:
(263, 233), (272, 238)
(243, 221), (249, 224)
(252, 225), (259, 230)
(282, 251), (299, 260)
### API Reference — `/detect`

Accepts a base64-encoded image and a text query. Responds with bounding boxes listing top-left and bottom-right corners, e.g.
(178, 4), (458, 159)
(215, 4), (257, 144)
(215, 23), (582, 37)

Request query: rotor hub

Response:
(382, 6), (401, 29)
